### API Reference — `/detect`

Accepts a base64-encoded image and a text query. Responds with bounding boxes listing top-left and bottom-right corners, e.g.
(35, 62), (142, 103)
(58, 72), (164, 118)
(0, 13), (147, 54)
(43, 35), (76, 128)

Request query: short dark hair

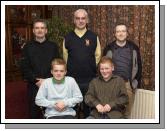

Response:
(114, 23), (128, 33)
(33, 19), (47, 28)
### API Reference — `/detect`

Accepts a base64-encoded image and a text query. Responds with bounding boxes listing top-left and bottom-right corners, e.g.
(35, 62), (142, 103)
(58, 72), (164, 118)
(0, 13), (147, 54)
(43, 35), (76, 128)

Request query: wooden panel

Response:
(5, 5), (47, 82)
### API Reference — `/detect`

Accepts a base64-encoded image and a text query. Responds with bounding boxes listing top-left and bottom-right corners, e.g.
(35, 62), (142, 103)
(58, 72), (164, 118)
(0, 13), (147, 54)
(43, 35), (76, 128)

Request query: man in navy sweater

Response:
(63, 9), (101, 118)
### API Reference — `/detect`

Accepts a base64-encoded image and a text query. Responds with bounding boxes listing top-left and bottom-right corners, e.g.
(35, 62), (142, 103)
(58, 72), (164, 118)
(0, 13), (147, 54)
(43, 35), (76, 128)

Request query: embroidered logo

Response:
(85, 39), (90, 46)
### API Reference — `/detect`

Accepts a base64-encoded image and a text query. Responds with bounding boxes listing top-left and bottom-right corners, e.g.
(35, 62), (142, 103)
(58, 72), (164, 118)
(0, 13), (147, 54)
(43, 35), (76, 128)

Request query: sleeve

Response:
(135, 46), (142, 88)
(84, 80), (101, 108)
(108, 78), (129, 109)
(35, 81), (56, 108)
(54, 42), (61, 58)
(103, 44), (110, 56)
(63, 78), (83, 107)
(20, 45), (36, 83)
(95, 36), (101, 65)
(63, 39), (68, 63)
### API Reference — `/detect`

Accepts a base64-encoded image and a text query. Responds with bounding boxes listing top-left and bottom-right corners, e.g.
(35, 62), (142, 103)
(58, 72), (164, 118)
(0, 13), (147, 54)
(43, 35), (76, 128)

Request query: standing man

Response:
(21, 19), (60, 119)
(63, 9), (101, 118)
(103, 23), (142, 118)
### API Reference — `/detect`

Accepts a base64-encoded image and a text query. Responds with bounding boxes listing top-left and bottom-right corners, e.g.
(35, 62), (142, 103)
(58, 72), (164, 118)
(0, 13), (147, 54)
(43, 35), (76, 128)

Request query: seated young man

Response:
(35, 58), (83, 119)
(85, 56), (129, 119)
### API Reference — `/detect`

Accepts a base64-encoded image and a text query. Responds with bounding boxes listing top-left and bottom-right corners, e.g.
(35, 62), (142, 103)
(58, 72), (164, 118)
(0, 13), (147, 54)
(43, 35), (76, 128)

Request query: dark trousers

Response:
(27, 83), (42, 119)
(77, 83), (90, 118)
(48, 115), (75, 119)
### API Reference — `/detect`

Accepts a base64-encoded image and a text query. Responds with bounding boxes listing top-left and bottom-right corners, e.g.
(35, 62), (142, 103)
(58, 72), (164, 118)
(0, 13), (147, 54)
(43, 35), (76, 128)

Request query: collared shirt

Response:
(112, 43), (132, 81)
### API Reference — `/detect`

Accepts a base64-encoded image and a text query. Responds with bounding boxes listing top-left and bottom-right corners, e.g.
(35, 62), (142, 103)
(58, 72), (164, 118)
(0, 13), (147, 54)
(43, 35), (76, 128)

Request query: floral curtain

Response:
(50, 5), (155, 90)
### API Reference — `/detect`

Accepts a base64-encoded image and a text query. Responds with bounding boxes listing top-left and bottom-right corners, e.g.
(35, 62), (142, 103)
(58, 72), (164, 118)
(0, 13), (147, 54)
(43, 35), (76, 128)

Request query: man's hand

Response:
(35, 78), (45, 87)
(103, 104), (111, 112)
(96, 104), (105, 113)
(55, 101), (66, 112)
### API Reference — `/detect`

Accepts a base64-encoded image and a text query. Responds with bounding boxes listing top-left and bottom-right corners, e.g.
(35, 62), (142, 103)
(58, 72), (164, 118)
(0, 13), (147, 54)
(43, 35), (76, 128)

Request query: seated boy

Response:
(85, 56), (128, 119)
(35, 58), (83, 119)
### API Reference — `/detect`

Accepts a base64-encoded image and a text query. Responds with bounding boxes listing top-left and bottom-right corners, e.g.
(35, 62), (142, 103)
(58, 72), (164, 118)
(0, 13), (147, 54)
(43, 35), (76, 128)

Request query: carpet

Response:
(5, 81), (29, 119)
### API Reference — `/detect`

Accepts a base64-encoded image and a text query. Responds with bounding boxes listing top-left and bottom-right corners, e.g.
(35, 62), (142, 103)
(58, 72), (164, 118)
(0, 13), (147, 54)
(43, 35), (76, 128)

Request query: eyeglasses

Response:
(75, 17), (86, 21)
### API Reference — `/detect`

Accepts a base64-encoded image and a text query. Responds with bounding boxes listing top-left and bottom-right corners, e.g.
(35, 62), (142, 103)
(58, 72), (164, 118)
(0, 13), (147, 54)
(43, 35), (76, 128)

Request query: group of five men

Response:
(21, 8), (142, 119)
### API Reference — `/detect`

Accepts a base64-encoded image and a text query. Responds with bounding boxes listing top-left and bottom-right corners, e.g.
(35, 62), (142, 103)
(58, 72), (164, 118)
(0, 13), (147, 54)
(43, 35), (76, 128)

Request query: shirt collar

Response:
(74, 28), (87, 38)
(52, 77), (65, 84)
(114, 40), (129, 49)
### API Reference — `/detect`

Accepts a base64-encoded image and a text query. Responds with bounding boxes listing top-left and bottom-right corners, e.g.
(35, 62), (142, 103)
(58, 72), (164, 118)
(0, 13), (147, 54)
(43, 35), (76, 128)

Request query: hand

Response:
(35, 78), (45, 87)
(96, 104), (105, 113)
(55, 101), (66, 112)
(103, 104), (111, 112)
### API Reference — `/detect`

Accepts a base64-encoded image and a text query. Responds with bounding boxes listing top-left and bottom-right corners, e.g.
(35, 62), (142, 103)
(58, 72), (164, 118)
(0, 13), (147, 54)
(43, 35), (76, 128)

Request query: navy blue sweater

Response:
(65, 30), (97, 83)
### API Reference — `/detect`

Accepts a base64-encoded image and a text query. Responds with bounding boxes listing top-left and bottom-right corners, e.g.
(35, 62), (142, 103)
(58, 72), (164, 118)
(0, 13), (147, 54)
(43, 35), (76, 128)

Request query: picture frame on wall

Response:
(8, 5), (27, 24)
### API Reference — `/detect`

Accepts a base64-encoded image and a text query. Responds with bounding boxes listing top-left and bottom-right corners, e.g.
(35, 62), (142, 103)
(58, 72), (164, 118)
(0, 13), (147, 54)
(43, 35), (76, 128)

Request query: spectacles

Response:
(75, 17), (86, 21)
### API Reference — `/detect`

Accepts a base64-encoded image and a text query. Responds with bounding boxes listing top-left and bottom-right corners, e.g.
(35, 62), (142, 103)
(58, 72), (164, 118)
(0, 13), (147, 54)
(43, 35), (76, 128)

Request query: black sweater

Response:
(21, 39), (60, 83)
(64, 30), (97, 83)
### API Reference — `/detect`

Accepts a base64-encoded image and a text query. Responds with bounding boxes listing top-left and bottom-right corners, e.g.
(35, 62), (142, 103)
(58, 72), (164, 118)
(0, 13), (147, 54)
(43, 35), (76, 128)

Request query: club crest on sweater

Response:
(85, 39), (90, 46)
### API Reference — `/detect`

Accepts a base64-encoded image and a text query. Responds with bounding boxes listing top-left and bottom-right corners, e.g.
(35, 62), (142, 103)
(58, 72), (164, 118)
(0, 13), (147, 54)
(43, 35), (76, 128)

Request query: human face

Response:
(33, 22), (47, 39)
(74, 11), (88, 30)
(100, 62), (114, 81)
(51, 64), (66, 81)
(115, 25), (128, 43)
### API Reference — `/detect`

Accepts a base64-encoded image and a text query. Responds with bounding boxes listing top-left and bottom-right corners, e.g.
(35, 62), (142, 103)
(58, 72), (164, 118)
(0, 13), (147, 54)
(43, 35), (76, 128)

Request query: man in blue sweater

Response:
(63, 9), (101, 118)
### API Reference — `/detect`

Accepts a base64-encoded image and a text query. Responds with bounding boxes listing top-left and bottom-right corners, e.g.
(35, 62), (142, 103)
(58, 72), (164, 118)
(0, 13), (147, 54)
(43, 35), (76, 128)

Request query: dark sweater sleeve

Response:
(53, 42), (61, 58)
(84, 80), (101, 108)
(135, 46), (142, 87)
(20, 45), (36, 83)
(103, 44), (110, 56)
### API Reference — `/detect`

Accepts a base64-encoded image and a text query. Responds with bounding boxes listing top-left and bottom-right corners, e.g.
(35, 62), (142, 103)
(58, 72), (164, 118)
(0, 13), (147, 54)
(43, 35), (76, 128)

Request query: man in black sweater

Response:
(21, 19), (60, 119)
(63, 9), (101, 118)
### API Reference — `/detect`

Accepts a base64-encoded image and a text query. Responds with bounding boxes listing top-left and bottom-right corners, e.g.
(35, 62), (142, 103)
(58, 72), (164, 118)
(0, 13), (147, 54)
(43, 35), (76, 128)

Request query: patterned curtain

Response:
(50, 5), (155, 90)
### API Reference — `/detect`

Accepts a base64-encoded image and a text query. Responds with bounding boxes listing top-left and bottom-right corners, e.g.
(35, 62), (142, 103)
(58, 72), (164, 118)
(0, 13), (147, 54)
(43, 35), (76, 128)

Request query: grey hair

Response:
(74, 9), (89, 23)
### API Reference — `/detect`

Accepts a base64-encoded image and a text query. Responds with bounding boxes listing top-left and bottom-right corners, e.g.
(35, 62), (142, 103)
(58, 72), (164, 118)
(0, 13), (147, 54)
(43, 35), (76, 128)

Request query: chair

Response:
(40, 106), (46, 119)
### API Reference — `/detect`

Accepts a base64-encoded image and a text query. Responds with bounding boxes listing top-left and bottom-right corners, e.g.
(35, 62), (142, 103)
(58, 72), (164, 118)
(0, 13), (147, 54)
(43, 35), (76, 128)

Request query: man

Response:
(103, 24), (142, 118)
(63, 9), (101, 118)
(21, 19), (60, 118)
(85, 56), (128, 119)
(35, 58), (83, 119)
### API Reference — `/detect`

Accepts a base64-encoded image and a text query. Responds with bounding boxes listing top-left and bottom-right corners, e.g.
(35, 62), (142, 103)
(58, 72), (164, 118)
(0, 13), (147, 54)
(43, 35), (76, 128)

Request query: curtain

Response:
(50, 5), (155, 90)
